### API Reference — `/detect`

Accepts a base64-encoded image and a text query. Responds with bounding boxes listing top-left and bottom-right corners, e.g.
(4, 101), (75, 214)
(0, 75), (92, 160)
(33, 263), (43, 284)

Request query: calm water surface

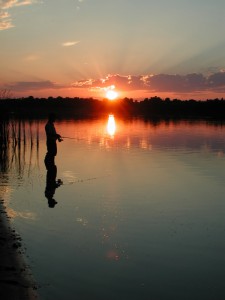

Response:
(0, 116), (225, 300)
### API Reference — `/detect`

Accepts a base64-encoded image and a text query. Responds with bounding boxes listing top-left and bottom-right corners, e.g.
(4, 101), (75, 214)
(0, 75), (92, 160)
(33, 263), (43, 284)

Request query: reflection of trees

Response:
(0, 118), (10, 174)
(0, 118), (40, 184)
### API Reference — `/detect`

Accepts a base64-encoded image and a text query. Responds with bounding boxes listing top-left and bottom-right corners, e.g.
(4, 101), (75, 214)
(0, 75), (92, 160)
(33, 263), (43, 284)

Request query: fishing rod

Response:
(61, 136), (101, 144)
(61, 136), (85, 141)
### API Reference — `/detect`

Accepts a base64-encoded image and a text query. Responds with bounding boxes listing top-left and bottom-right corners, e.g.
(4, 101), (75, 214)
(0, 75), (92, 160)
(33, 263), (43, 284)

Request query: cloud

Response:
(4, 80), (67, 92)
(62, 41), (80, 47)
(0, 19), (13, 30)
(0, 0), (36, 9)
(15, 1), (36, 7)
(24, 54), (40, 61)
(144, 73), (207, 93)
(76, 0), (84, 11)
(0, 10), (9, 17)
(0, 0), (16, 9)
(0, 6), (13, 30)
(72, 79), (94, 87)
(72, 74), (144, 91)
(0, 0), (39, 30)
(71, 71), (225, 95)
(3, 71), (225, 98)
(208, 72), (225, 87)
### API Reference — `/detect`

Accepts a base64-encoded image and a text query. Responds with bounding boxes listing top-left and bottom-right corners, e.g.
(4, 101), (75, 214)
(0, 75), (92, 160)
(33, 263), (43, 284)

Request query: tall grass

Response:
(0, 118), (40, 177)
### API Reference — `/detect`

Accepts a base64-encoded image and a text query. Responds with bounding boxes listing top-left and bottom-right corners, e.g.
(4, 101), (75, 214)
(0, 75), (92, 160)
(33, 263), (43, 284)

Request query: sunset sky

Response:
(1, 0), (225, 100)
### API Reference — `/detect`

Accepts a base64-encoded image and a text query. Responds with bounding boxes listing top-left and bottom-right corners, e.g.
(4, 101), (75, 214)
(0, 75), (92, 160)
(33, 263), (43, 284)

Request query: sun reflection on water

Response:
(107, 114), (116, 137)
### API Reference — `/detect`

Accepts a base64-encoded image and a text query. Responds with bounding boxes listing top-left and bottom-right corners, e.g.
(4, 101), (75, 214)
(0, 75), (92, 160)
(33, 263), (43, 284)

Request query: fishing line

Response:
(60, 174), (111, 186)
(61, 136), (105, 144)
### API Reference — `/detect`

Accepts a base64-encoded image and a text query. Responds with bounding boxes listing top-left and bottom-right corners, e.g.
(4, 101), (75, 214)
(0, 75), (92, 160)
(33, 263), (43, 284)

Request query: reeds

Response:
(0, 118), (40, 176)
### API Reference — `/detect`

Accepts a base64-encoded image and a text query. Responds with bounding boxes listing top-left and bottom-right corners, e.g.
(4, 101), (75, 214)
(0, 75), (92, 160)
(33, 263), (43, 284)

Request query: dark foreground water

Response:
(0, 116), (225, 300)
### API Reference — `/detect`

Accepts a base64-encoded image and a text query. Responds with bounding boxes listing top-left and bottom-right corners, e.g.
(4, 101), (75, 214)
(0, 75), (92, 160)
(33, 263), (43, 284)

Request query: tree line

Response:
(0, 95), (225, 120)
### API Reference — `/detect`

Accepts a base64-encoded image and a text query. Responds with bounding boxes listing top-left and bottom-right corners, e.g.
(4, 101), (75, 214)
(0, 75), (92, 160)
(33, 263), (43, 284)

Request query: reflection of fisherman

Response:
(44, 154), (63, 208)
(45, 113), (63, 156)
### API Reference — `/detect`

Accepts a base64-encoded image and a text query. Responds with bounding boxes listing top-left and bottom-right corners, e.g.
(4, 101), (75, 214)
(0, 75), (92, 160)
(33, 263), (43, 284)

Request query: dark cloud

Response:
(72, 72), (225, 94)
(4, 80), (67, 91)
(208, 72), (225, 87)
(4, 71), (225, 97)
(145, 73), (207, 92)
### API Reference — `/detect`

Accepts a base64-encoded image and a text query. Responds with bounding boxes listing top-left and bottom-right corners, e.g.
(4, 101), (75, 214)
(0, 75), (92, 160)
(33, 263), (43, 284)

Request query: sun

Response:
(106, 90), (118, 101)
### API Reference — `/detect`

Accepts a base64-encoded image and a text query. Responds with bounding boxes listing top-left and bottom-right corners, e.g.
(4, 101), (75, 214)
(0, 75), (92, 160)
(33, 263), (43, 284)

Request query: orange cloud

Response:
(0, 0), (39, 30)
(0, 9), (13, 30)
(1, 0), (36, 9)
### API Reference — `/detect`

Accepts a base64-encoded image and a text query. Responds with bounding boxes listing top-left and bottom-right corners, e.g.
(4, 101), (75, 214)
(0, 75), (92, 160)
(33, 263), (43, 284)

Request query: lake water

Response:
(0, 115), (225, 300)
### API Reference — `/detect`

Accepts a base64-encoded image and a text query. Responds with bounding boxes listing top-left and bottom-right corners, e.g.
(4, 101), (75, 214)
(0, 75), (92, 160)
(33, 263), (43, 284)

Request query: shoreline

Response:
(0, 199), (39, 300)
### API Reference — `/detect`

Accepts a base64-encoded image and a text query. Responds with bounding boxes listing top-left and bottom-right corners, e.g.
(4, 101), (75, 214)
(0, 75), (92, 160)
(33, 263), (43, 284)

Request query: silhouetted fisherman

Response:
(44, 153), (62, 208)
(44, 114), (63, 207)
(45, 113), (63, 156)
